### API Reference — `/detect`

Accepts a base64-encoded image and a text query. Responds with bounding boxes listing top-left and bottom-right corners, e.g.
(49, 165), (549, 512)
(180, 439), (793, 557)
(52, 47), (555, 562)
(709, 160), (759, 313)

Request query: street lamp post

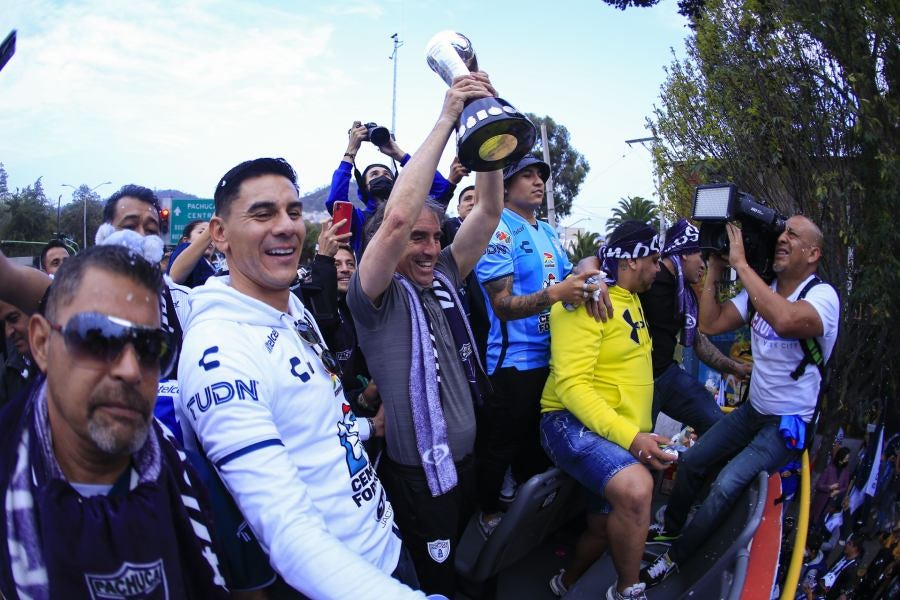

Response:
(62, 181), (111, 249)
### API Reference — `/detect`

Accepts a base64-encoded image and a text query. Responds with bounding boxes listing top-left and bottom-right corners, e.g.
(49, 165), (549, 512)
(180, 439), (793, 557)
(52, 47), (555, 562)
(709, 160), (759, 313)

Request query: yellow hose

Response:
(780, 450), (810, 600)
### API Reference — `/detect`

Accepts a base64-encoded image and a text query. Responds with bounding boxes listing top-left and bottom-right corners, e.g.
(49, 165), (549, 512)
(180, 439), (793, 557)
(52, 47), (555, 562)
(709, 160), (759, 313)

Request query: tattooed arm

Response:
(694, 333), (752, 378)
(483, 269), (598, 321)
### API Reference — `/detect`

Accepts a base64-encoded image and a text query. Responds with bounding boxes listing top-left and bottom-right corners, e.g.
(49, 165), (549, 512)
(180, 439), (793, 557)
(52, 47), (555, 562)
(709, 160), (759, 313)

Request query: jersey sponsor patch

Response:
(427, 539), (451, 564)
(495, 230), (511, 244)
(543, 252), (555, 268)
(264, 329), (279, 353)
(85, 559), (168, 599)
(184, 379), (260, 420)
(337, 402), (368, 477)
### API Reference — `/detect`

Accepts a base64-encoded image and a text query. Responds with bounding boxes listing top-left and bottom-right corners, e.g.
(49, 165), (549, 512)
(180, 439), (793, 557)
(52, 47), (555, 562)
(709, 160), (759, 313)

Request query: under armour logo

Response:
(622, 309), (645, 344)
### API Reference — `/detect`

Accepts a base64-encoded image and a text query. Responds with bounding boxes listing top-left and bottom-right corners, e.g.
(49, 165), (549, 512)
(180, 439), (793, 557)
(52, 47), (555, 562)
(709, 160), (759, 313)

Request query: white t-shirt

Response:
(730, 275), (839, 421)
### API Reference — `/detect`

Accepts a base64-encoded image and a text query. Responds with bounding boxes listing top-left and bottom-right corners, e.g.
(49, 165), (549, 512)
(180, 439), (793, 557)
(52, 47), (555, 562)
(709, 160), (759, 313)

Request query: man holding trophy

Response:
(347, 32), (535, 596)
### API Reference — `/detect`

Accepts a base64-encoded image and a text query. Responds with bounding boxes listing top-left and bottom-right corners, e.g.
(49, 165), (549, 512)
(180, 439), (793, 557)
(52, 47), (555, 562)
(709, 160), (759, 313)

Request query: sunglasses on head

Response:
(49, 312), (178, 378)
(294, 319), (341, 377)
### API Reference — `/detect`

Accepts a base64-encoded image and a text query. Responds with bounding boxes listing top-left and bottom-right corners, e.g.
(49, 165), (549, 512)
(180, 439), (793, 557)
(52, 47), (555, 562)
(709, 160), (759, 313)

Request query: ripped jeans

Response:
(540, 410), (640, 514)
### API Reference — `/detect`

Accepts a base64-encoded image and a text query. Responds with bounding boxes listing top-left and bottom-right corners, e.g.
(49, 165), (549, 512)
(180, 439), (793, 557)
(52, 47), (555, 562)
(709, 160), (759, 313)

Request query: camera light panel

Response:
(693, 185), (734, 220)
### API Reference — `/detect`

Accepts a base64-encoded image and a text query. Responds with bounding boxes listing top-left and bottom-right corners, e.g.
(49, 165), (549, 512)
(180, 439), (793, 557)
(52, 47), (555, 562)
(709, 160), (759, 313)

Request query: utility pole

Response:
(625, 136), (665, 237)
(389, 33), (403, 137)
(541, 123), (556, 229)
(62, 181), (111, 249)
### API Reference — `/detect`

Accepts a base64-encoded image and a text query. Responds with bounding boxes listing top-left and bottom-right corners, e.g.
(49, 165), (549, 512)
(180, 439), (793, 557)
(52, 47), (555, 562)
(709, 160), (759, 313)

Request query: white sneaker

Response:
(549, 569), (568, 598)
(499, 467), (518, 504)
(606, 581), (648, 600)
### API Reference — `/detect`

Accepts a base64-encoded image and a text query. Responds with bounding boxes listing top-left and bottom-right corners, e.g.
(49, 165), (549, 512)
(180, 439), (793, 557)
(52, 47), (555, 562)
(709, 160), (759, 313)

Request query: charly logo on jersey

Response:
(427, 539), (451, 564)
(542, 252), (555, 268)
(85, 559), (168, 599)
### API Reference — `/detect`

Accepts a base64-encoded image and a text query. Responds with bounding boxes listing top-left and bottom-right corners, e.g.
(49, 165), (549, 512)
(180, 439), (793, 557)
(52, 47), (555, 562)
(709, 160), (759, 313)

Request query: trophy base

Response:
(457, 97), (536, 172)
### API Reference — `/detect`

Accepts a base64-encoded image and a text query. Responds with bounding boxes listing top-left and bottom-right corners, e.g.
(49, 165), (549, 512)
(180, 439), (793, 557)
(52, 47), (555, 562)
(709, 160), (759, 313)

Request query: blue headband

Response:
(661, 219), (701, 257)
(598, 224), (660, 283)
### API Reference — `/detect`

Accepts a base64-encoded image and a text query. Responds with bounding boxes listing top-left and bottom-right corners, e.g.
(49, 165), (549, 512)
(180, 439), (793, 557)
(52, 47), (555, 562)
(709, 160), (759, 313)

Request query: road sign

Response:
(169, 198), (215, 245)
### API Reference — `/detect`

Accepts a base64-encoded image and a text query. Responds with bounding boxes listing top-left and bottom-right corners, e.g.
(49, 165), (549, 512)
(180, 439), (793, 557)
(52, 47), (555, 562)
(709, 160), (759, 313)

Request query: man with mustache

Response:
(0, 245), (228, 599)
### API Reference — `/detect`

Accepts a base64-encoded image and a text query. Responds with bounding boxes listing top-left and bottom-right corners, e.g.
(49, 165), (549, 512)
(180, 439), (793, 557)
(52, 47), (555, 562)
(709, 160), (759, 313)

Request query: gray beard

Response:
(88, 416), (149, 455)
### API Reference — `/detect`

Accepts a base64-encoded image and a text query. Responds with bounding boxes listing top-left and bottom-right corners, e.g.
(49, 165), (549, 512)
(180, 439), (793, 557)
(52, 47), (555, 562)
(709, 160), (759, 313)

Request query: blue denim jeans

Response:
(540, 410), (640, 514)
(652, 362), (723, 435)
(664, 402), (798, 564)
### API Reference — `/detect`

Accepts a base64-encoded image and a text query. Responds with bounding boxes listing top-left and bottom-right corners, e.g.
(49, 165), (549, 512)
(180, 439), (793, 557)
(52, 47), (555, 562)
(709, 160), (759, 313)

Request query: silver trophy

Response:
(425, 31), (536, 172)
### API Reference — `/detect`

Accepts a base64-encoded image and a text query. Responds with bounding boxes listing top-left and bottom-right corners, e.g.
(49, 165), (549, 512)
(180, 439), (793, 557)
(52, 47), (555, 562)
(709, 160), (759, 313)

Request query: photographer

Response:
(642, 216), (840, 588)
(326, 121), (455, 256)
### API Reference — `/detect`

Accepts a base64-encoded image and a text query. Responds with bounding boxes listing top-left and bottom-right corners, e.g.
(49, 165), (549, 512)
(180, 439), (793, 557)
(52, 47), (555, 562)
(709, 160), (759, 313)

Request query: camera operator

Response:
(641, 216), (840, 588)
(326, 121), (456, 256)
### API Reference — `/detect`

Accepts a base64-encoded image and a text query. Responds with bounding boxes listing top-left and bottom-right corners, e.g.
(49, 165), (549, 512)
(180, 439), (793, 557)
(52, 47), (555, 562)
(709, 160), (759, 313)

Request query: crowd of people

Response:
(0, 71), (870, 600)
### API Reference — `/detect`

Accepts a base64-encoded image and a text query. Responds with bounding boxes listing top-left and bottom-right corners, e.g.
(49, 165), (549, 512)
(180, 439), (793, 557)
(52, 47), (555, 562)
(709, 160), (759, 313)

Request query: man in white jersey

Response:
(642, 215), (840, 587)
(177, 155), (444, 599)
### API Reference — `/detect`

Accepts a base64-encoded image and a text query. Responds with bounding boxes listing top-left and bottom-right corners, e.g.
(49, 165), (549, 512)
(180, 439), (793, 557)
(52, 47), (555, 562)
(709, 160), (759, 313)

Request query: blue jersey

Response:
(475, 208), (573, 374)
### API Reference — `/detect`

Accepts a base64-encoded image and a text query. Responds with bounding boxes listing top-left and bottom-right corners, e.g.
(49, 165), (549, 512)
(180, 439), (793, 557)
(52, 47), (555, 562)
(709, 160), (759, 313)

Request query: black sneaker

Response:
(646, 522), (679, 544)
(477, 511), (503, 539)
(640, 552), (676, 588)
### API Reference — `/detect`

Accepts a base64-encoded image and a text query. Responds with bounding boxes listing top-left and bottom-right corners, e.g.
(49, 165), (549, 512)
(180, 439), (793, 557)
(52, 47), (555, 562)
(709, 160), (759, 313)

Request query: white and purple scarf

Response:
(662, 219), (702, 347)
(395, 270), (490, 497)
(3, 381), (229, 599)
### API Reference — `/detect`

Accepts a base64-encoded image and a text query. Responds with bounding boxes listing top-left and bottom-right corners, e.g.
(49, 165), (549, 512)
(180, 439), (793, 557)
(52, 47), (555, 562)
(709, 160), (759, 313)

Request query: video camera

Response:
(691, 183), (786, 281)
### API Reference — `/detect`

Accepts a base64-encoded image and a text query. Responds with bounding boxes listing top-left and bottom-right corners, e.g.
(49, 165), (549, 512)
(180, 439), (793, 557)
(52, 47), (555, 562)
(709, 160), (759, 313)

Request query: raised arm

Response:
(698, 253), (745, 335)
(724, 223), (823, 338)
(357, 74), (494, 303)
(449, 169), (502, 278)
(0, 248), (51, 315)
(168, 225), (212, 284)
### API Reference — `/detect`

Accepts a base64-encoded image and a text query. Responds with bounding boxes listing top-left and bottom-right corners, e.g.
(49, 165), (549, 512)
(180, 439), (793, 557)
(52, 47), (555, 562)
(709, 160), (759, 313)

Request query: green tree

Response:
(0, 181), (54, 255)
(565, 230), (602, 263)
(524, 113), (591, 221)
(649, 0), (900, 430)
(605, 196), (659, 234)
(301, 220), (321, 265)
(600, 0), (706, 19)
(58, 185), (104, 247)
(0, 163), (8, 198)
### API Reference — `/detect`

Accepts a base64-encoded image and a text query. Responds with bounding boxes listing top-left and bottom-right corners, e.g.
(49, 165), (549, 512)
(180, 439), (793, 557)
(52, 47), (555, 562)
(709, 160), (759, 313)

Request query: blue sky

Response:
(1, 0), (689, 232)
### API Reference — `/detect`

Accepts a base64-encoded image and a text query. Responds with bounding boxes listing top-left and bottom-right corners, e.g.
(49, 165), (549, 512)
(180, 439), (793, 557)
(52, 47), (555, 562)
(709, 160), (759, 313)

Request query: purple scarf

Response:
(395, 270), (490, 497)
(4, 382), (229, 599)
(670, 255), (699, 347)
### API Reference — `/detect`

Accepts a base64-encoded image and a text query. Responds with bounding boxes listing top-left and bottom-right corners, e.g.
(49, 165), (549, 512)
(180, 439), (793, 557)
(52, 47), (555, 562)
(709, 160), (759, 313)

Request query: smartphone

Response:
(332, 201), (353, 237)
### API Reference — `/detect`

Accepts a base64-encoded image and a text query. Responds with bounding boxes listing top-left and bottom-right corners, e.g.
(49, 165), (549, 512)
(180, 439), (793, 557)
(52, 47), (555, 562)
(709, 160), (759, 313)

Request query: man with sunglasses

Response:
(177, 152), (451, 598)
(0, 245), (228, 599)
